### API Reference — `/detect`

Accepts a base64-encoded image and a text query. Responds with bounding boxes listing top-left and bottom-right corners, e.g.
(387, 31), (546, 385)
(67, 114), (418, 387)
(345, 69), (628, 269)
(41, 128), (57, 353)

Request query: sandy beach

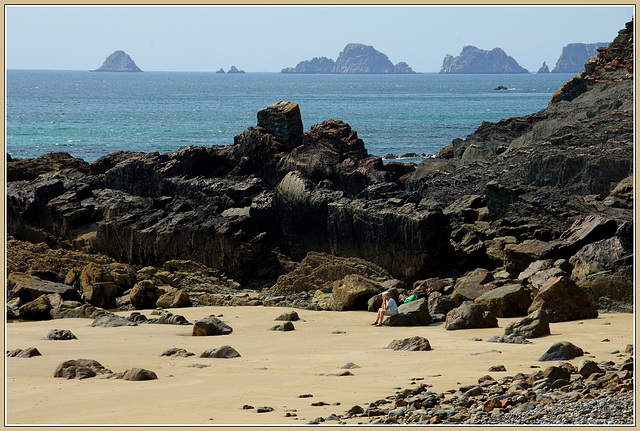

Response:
(5, 305), (633, 426)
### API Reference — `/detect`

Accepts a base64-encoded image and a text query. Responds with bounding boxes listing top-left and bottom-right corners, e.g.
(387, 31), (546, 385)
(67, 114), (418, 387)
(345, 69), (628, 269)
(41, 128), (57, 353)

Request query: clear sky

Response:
(5, 5), (634, 73)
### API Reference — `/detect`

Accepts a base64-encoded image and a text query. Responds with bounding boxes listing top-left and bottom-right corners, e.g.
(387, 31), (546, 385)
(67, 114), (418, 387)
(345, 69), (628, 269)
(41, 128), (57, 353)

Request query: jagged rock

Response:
(504, 240), (558, 277)
(7, 347), (42, 358)
(46, 329), (78, 340)
(192, 316), (233, 336)
(537, 62), (550, 73)
(538, 341), (584, 361)
(383, 297), (431, 326)
(440, 46), (528, 74)
(269, 252), (391, 296)
(474, 283), (530, 317)
(257, 101), (303, 149)
(77, 262), (136, 309)
(445, 301), (498, 330)
(503, 309), (550, 338)
(387, 336), (432, 351)
(528, 275), (598, 322)
(53, 359), (110, 379)
(451, 268), (494, 304)
(123, 368), (157, 381)
(94, 50), (142, 72)
(227, 66), (245, 74)
(200, 345), (241, 358)
(578, 359), (603, 378)
(7, 152), (90, 182)
(155, 288), (192, 309)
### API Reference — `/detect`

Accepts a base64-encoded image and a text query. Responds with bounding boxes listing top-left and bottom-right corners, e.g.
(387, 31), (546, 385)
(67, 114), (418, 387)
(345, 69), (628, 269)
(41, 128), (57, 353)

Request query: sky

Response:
(5, 5), (635, 73)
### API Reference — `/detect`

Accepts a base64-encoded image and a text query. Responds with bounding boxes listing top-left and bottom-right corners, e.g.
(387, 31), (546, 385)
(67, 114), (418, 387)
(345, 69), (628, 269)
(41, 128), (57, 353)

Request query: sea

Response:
(5, 70), (575, 163)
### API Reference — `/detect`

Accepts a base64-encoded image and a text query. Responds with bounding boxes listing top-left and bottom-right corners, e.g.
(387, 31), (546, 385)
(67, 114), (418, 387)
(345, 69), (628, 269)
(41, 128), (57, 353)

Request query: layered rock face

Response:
(552, 42), (609, 73)
(281, 43), (416, 74)
(440, 46), (528, 74)
(93, 50), (142, 72)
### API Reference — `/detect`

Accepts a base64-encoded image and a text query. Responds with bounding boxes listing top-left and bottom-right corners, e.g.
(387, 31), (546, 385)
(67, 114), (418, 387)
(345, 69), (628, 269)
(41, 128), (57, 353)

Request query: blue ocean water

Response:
(6, 70), (574, 162)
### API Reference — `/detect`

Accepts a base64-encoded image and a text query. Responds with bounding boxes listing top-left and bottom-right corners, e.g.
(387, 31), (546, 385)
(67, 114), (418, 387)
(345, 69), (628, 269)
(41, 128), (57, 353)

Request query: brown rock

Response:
(156, 288), (192, 309)
(130, 280), (162, 310)
(445, 301), (498, 330)
(331, 274), (383, 311)
(451, 268), (494, 304)
(528, 275), (598, 322)
(257, 101), (303, 149)
(474, 283), (530, 318)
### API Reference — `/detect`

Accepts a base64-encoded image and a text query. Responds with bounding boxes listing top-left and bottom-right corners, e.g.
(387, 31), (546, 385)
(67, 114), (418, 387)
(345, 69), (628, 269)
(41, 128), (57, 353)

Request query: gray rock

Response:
(384, 297), (431, 326)
(503, 309), (550, 339)
(270, 321), (295, 331)
(445, 301), (498, 330)
(53, 358), (109, 379)
(161, 347), (195, 357)
(123, 368), (158, 381)
(200, 345), (241, 358)
(578, 359), (603, 378)
(46, 329), (78, 340)
(275, 311), (300, 321)
(387, 336), (432, 351)
(539, 341), (584, 361)
(91, 315), (137, 327)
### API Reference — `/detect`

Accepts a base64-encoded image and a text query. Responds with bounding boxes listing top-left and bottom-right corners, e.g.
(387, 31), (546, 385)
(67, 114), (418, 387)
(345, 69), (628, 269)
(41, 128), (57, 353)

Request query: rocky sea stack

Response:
(93, 50), (142, 72)
(552, 42), (610, 73)
(6, 21), (633, 322)
(282, 43), (416, 74)
(440, 46), (528, 74)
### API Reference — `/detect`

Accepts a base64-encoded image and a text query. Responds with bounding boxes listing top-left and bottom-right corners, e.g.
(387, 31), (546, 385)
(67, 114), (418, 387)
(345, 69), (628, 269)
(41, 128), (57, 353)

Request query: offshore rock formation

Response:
(537, 62), (550, 73)
(440, 46), (528, 74)
(93, 50), (142, 72)
(281, 43), (416, 74)
(6, 21), (634, 319)
(552, 42), (609, 73)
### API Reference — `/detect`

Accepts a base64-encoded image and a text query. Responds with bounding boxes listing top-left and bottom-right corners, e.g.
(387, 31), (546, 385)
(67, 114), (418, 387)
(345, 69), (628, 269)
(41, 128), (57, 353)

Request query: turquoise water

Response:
(6, 70), (574, 162)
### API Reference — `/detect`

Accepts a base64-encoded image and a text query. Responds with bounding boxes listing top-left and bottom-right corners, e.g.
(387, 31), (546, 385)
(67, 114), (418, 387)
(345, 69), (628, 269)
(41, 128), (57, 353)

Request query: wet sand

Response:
(5, 306), (634, 425)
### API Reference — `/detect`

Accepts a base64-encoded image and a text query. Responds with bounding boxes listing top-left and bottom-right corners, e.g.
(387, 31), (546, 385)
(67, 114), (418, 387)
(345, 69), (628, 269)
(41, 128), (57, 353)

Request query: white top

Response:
(386, 297), (398, 313)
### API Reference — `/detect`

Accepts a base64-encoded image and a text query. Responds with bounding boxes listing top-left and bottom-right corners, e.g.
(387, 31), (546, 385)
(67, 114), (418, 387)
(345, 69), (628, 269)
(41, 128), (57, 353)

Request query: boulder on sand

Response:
(528, 275), (598, 322)
(538, 341), (584, 361)
(445, 301), (498, 330)
(383, 297), (431, 326)
(192, 316), (233, 336)
(503, 309), (550, 339)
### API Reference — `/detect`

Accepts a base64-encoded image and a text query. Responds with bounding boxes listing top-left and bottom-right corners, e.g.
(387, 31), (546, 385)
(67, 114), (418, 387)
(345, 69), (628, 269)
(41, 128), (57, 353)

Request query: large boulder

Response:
(331, 274), (384, 311)
(504, 240), (558, 276)
(257, 101), (303, 149)
(387, 336), (432, 351)
(528, 275), (598, 322)
(451, 268), (494, 304)
(155, 288), (192, 309)
(17, 295), (53, 320)
(123, 368), (158, 381)
(130, 280), (163, 310)
(474, 283), (530, 318)
(445, 301), (498, 330)
(503, 309), (550, 339)
(7, 272), (82, 303)
(53, 359), (110, 379)
(383, 297), (431, 326)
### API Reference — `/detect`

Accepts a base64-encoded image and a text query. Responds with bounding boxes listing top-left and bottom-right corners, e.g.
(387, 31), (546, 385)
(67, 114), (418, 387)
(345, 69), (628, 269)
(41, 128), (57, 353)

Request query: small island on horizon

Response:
(93, 50), (142, 72)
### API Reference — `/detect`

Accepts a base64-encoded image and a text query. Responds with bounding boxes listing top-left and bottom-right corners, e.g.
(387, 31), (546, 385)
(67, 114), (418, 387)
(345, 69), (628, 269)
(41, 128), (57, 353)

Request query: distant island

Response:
(440, 46), (528, 74)
(281, 43), (416, 74)
(93, 50), (142, 72)
(552, 42), (610, 73)
(216, 66), (245, 74)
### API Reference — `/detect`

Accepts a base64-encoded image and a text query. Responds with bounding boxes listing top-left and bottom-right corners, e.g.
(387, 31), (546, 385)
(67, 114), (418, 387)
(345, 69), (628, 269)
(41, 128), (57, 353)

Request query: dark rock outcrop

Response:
(538, 341), (584, 361)
(528, 275), (598, 322)
(46, 329), (78, 340)
(93, 50), (142, 72)
(440, 46), (529, 74)
(445, 301), (498, 330)
(552, 42), (609, 73)
(192, 316), (233, 336)
(503, 309), (550, 339)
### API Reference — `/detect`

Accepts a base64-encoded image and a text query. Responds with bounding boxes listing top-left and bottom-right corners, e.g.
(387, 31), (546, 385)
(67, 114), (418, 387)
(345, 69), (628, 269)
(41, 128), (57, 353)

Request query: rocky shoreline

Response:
(5, 20), (634, 426)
